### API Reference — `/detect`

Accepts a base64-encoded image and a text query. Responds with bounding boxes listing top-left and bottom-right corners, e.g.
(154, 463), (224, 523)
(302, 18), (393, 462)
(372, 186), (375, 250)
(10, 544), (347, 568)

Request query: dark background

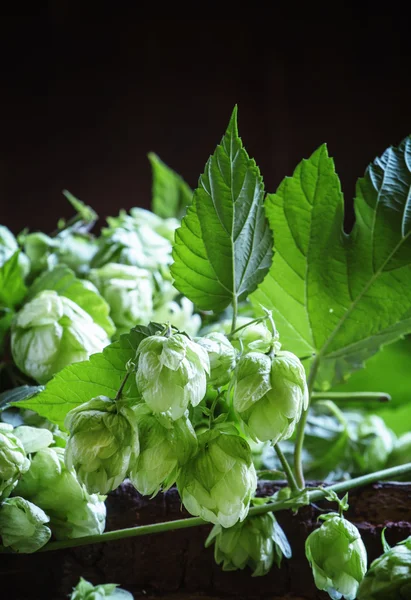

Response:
(0, 11), (410, 233)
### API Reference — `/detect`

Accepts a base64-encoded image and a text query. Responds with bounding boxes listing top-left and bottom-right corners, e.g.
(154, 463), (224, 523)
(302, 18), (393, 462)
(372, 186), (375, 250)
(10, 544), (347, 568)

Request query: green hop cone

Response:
(357, 535), (411, 599)
(11, 290), (110, 384)
(129, 405), (197, 496)
(15, 446), (106, 540)
(305, 513), (367, 600)
(65, 396), (139, 495)
(205, 512), (291, 577)
(386, 432), (411, 474)
(23, 231), (98, 277)
(23, 232), (59, 276)
(70, 577), (134, 600)
(233, 350), (308, 444)
(129, 207), (179, 242)
(0, 496), (51, 553)
(0, 423), (30, 500)
(91, 224), (172, 271)
(89, 263), (154, 334)
(136, 332), (210, 420)
(0, 225), (29, 275)
(348, 414), (395, 475)
(152, 296), (201, 337)
(207, 317), (273, 353)
(177, 430), (257, 528)
(196, 332), (237, 388)
(55, 231), (98, 275)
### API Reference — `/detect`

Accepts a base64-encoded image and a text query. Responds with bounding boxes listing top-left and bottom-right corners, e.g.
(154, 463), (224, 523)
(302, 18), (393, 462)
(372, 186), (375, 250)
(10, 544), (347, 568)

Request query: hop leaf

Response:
(177, 430), (257, 528)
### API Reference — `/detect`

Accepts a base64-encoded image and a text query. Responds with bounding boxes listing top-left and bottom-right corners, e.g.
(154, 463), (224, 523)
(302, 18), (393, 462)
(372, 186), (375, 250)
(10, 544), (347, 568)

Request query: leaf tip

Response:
(226, 105), (239, 136)
(147, 151), (158, 165)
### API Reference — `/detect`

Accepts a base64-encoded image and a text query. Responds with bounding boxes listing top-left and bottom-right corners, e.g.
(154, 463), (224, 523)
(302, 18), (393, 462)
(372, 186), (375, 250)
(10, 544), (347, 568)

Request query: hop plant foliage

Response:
(1, 107), (411, 592)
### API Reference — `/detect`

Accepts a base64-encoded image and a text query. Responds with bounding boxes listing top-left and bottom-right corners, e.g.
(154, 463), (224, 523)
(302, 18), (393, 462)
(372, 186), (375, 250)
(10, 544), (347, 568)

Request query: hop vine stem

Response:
(114, 372), (130, 402)
(35, 462), (411, 554)
(230, 294), (238, 334)
(312, 391), (391, 403)
(273, 444), (299, 493)
(294, 354), (320, 489)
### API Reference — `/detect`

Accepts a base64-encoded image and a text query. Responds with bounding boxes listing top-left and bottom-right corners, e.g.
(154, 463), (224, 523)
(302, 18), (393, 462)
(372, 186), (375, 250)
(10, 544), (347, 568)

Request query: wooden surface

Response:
(2, 480), (411, 599)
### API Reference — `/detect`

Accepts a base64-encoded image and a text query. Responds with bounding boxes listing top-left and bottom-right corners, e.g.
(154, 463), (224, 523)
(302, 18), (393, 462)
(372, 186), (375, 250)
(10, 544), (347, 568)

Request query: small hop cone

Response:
(11, 290), (110, 384)
(70, 577), (134, 599)
(357, 535), (411, 599)
(136, 333), (209, 419)
(0, 497), (51, 553)
(89, 263), (154, 334)
(233, 350), (308, 444)
(177, 430), (257, 528)
(196, 332), (237, 388)
(205, 512), (291, 577)
(305, 514), (367, 600)
(0, 423), (30, 500)
(129, 406), (197, 497)
(16, 445), (106, 540)
(65, 396), (139, 495)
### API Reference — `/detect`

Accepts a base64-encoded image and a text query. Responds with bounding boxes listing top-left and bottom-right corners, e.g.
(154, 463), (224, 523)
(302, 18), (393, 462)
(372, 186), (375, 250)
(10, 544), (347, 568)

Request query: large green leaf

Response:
(148, 153), (193, 219)
(14, 324), (162, 429)
(0, 252), (27, 308)
(171, 107), (273, 312)
(28, 266), (115, 337)
(0, 385), (43, 411)
(252, 138), (411, 388)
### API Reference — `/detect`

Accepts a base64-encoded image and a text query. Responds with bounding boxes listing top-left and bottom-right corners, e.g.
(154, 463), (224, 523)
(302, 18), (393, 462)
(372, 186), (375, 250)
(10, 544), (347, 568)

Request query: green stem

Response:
(37, 462), (411, 554)
(209, 395), (219, 429)
(228, 315), (266, 338)
(115, 372), (130, 402)
(294, 354), (320, 489)
(230, 295), (238, 334)
(312, 391), (391, 403)
(273, 444), (299, 493)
